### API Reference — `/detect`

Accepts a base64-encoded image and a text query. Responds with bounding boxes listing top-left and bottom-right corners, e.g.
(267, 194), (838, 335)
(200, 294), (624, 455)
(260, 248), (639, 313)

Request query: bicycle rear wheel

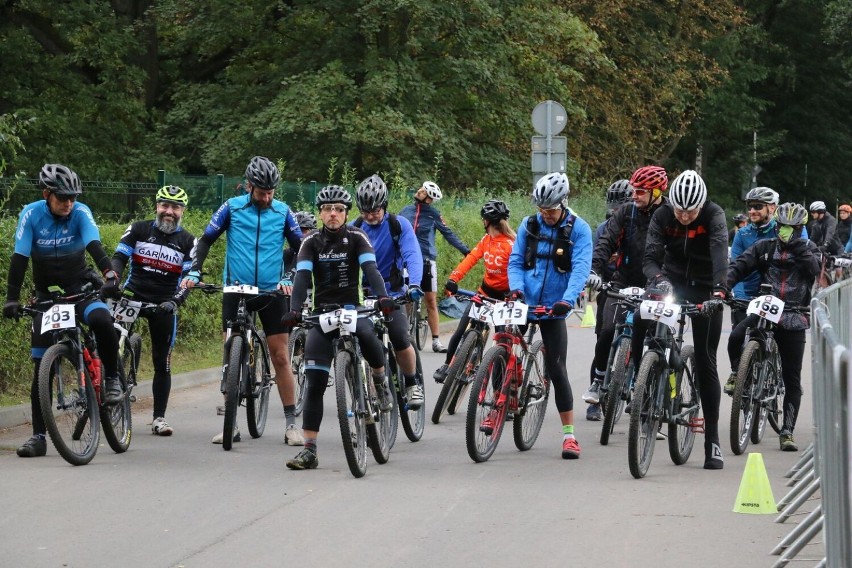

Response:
(101, 363), (132, 454)
(448, 331), (483, 415)
(398, 347), (425, 442)
(668, 345), (698, 465)
(514, 340), (549, 451)
(367, 361), (396, 465)
(731, 340), (761, 454)
(628, 351), (662, 479)
(386, 347), (401, 449)
(121, 333), (142, 389)
(762, 341), (784, 437)
(601, 337), (632, 446)
(289, 327), (307, 416)
(335, 350), (367, 478)
(416, 302), (429, 351)
(465, 345), (510, 463)
(246, 331), (271, 438)
(222, 336), (243, 451)
(38, 343), (100, 466)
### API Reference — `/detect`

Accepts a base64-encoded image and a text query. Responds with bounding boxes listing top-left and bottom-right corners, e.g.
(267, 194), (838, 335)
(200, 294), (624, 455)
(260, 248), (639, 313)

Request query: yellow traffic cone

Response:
(580, 304), (596, 328)
(732, 453), (777, 514)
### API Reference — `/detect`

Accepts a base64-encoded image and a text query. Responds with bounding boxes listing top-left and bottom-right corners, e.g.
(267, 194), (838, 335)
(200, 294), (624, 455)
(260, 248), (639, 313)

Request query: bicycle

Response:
(288, 323), (307, 415)
(431, 289), (495, 425)
(597, 284), (645, 446)
(628, 292), (704, 479)
(196, 283), (277, 451)
(108, 295), (163, 403)
(21, 286), (131, 465)
(727, 292), (807, 455)
(465, 300), (550, 463)
(301, 302), (397, 478)
(367, 296), (425, 446)
(407, 295), (429, 351)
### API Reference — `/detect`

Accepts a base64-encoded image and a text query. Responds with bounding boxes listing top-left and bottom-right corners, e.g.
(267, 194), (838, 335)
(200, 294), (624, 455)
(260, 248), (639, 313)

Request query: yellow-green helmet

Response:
(156, 185), (188, 206)
(775, 202), (808, 226)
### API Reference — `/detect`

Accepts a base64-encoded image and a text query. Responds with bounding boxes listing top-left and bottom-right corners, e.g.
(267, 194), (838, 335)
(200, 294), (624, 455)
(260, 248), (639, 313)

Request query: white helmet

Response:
(533, 172), (570, 208)
(422, 181), (442, 201)
(669, 170), (707, 211)
(809, 200), (826, 212)
(745, 186), (779, 205)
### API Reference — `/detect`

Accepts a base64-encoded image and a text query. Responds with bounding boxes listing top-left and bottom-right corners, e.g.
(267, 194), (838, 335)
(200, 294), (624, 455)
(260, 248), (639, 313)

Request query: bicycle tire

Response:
(731, 340), (761, 454)
(398, 346), (425, 442)
(432, 330), (478, 424)
(222, 336), (243, 451)
(386, 346), (401, 449)
(449, 331), (484, 415)
(761, 340), (784, 438)
(416, 302), (429, 351)
(600, 337), (632, 446)
(246, 331), (271, 439)
(514, 339), (549, 451)
(628, 351), (662, 479)
(121, 334), (142, 388)
(38, 343), (100, 466)
(289, 327), (307, 416)
(101, 362), (132, 454)
(465, 345), (510, 463)
(668, 345), (698, 465)
(335, 350), (367, 478)
(367, 359), (395, 465)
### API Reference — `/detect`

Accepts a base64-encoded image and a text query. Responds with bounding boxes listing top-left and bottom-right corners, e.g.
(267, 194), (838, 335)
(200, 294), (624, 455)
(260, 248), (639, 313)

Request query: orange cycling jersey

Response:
(449, 232), (514, 295)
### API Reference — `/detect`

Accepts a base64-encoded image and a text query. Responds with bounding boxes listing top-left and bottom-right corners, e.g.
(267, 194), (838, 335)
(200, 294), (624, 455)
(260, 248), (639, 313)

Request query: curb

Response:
(0, 320), (460, 431)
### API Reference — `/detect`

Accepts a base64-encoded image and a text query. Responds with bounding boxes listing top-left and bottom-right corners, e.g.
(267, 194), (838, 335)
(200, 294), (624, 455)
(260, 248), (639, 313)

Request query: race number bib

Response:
(639, 299), (681, 328)
(319, 309), (358, 333)
(834, 258), (852, 268)
(223, 284), (259, 295)
(747, 295), (784, 324)
(41, 304), (75, 333)
(491, 301), (529, 325)
(469, 302), (494, 323)
(111, 298), (143, 323)
(618, 287), (645, 297)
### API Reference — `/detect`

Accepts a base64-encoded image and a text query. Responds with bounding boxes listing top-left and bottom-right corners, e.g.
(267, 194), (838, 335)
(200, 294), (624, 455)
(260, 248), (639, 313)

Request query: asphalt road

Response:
(0, 311), (815, 568)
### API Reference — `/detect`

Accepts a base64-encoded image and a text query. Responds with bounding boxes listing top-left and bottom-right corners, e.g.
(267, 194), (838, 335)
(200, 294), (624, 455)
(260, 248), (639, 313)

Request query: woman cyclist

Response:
(433, 200), (515, 383)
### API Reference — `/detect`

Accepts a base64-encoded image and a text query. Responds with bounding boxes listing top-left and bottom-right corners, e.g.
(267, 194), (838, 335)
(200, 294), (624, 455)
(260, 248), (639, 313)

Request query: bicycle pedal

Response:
(216, 405), (225, 416)
(687, 417), (705, 433)
(129, 395), (137, 403)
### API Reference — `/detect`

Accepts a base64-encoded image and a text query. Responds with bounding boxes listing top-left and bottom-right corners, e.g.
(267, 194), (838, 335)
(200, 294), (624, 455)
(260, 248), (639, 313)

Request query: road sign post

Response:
(531, 100), (568, 186)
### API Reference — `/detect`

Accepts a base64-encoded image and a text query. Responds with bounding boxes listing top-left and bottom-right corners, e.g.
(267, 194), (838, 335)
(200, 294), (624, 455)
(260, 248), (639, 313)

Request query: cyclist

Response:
(282, 185), (396, 470)
(181, 156), (304, 445)
(400, 181), (471, 352)
(807, 201), (841, 254)
(726, 203), (819, 451)
(727, 187), (781, 333)
(584, 166), (669, 421)
(111, 185), (196, 436)
(3, 164), (123, 458)
(352, 174), (425, 408)
(729, 213), (748, 243)
(435, 199), (515, 383)
(507, 172), (593, 459)
(641, 169), (729, 470)
(837, 204), (852, 250)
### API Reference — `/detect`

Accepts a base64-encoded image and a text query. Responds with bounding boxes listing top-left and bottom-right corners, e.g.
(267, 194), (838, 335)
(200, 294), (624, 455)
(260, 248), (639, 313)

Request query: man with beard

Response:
(182, 156), (304, 445)
(111, 185), (196, 436)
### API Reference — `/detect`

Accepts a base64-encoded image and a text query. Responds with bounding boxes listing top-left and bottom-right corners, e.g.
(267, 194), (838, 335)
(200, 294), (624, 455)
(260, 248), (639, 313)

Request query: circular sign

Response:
(531, 100), (567, 136)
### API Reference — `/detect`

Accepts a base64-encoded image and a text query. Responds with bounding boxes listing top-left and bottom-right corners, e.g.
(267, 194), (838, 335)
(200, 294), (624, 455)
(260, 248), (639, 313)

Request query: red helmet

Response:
(629, 166), (668, 192)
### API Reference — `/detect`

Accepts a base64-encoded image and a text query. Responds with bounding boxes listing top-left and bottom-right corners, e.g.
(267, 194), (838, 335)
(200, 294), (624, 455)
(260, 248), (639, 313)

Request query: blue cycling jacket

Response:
(508, 208), (592, 318)
(399, 201), (469, 261)
(351, 214), (423, 297)
(200, 194), (302, 289)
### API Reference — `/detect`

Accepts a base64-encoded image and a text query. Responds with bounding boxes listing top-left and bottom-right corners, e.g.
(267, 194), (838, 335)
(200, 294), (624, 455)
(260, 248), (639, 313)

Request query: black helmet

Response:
(245, 156), (280, 189)
(732, 213), (748, 223)
(315, 185), (353, 210)
(356, 174), (388, 211)
(39, 164), (82, 196)
(294, 211), (317, 230)
(606, 179), (633, 207)
(480, 199), (510, 222)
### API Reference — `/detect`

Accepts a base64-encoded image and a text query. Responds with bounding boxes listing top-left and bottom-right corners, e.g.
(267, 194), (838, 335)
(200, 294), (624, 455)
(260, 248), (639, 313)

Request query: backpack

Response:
(523, 212), (576, 274)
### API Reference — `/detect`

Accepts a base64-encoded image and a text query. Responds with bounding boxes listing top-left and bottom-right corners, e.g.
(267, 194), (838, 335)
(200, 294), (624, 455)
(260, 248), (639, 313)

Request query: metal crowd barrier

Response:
(774, 279), (851, 567)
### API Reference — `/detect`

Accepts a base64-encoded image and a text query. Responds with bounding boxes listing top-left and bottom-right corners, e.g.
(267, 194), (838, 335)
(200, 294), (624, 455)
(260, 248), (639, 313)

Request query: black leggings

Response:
(538, 319), (573, 413)
(728, 315), (806, 433)
(145, 310), (177, 419)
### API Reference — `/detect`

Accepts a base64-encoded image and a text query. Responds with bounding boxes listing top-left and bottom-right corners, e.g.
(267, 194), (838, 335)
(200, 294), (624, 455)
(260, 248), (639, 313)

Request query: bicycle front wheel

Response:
(398, 346), (425, 442)
(601, 336), (632, 446)
(762, 340), (784, 438)
(465, 345), (510, 463)
(38, 343), (100, 465)
(628, 351), (662, 479)
(246, 331), (271, 438)
(514, 340), (549, 451)
(289, 327), (307, 416)
(335, 350), (367, 478)
(731, 340), (761, 454)
(432, 330), (480, 424)
(222, 336), (243, 451)
(367, 360), (396, 465)
(121, 333), (142, 389)
(416, 302), (429, 351)
(386, 347), (401, 449)
(101, 362), (132, 454)
(668, 345), (698, 465)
